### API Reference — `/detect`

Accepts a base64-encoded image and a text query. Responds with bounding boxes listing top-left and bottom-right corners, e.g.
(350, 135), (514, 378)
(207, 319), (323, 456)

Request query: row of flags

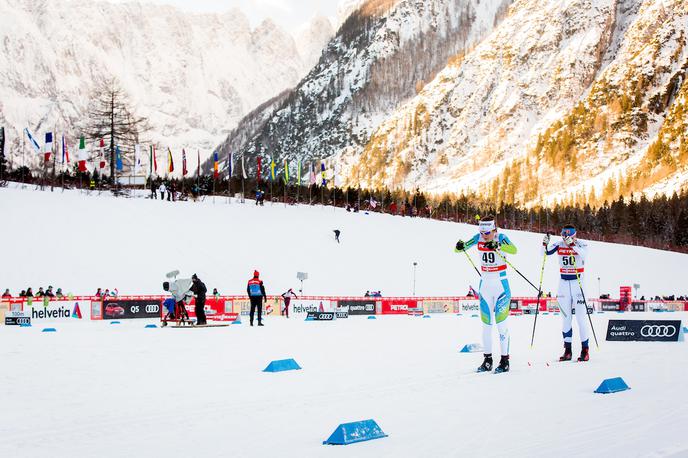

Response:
(21, 128), (338, 184)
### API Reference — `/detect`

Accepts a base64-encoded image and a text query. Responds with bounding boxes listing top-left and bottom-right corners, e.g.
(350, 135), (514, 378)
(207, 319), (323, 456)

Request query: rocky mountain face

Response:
(217, 0), (687, 207)
(212, 0), (513, 176)
(0, 0), (333, 171)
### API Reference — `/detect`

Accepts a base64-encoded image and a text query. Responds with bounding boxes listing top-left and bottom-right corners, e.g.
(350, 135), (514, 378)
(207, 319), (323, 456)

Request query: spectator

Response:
(151, 182), (158, 199)
(56, 288), (64, 298)
(212, 287), (220, 298)
(2, 289), (11, 298)
(25, 287), (33, 297)
(281, 288), (298, 318)
(158, 182), (167, 200)
(95, 287), (102, 297)
(247, 270), (266, 327)
(364, 291), (370, 297)
(390, 202), (398, 215)
(333, 229), (341, 243)
(36, 287), (45, 297)
(190, 274), (207, 326)
(45, 286), (55, 297)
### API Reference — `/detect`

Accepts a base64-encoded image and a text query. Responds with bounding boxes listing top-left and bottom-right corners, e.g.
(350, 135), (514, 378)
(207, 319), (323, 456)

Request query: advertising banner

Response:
(102, 299), (161, 320)
(601, 301), (620, 312)
(5, 310), (30, 326)
(306, 311), (335, 321)
(606, 320), (683, 342)
(458, 299), (480, 314)
(26, 300), (88, 321)
(422, 300), (454, 314)
(289, 299), (331, 317)
(381, 299), (418, 315)
(337, 300), (376, 316)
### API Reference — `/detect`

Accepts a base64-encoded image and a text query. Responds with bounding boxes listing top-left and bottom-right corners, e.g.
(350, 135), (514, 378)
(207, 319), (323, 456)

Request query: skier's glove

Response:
(455, 240), (465, 252)
(484, 240), (499, 250)
(542, 234), (551, 246)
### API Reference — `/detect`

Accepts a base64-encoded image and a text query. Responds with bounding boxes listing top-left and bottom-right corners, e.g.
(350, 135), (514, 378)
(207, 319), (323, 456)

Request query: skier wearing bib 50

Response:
(542, 225), (590, 362)
(455, 216), (517, 374)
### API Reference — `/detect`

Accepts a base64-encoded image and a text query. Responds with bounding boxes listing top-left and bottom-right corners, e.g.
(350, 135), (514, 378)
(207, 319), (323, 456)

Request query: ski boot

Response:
(578, 346), (589, 362)
(494, 355), (510, 374)
(476, 354), (493, 373)
(559, 343), (573, 361)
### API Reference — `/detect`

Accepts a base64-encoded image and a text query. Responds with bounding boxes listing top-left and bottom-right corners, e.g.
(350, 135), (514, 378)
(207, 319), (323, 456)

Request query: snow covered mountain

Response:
(0, 0), (333, 172)
(345, 0), (688, 204)
(212, 0), (513, 177)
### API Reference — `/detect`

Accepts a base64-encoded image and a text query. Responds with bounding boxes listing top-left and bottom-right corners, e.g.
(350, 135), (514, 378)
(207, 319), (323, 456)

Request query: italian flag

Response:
(77, 136), (88, 172)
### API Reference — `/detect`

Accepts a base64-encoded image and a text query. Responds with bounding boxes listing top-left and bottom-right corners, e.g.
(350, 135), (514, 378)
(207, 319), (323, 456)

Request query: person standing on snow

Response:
(247, 271), (266, 326)
(158, 182), (167, 201)
(543, 225), (591, 362)
(280, 288), (298, 318)
(190, 274), (208, 326)
(455, 216), (517, 374)
(333, 229), (341, 243)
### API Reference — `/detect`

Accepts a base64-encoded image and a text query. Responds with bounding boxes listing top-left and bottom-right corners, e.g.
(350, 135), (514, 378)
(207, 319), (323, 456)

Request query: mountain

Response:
(212, 0), (513, 177)
(346, 0), (688, 205)
(295, 15), (336, 70)
(0, 0), (333, 172)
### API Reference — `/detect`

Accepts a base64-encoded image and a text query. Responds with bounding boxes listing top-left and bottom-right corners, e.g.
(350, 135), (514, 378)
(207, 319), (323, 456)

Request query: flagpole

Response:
(21, 129), (26, 188)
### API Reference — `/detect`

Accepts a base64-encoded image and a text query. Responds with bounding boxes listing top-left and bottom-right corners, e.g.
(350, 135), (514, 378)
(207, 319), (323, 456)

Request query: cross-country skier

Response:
(333, 229), (341, 243)
(543, 225), (590, 362)
(455, 216), (517, 373)
(280, 288), (298, 318)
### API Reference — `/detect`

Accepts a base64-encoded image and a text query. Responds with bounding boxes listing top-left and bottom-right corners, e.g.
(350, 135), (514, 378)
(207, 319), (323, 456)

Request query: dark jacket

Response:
(191, 279), (207, 301)
(247, 278), (266, 299)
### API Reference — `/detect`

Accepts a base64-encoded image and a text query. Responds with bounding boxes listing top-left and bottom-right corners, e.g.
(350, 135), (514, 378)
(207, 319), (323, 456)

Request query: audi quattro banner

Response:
(102, 299), (161, 320)
(26, 300), (89, 321)
(306, 311), (335, 321)
(337, 300), (376, 316)
(606, 320), (683, 342)
(5, 311), (31, 326)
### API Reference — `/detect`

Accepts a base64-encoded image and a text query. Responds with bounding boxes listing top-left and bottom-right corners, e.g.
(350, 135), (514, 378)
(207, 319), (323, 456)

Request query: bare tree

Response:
(82, 78), (150, 179)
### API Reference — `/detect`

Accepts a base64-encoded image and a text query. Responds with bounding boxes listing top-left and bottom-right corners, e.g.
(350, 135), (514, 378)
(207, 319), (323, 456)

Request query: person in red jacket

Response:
(247, 270), (267, 326)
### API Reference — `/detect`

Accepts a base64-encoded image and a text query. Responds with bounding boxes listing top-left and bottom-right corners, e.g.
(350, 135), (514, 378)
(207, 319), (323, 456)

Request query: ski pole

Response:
(462, 249), (481, 278)
(573, 256), (599, 349)
(530, 251), (548, 348)
(493, 250), (540, 293)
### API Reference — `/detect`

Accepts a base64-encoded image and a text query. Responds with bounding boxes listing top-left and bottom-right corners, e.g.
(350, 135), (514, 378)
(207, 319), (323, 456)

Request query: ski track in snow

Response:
(0, 313), (686, 457)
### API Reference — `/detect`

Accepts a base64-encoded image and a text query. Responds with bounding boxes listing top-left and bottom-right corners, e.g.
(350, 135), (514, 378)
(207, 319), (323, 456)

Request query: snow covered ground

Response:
(0, 313), (686, 457)
(1, 185), (687, 457)
(1, 184), (687, 299)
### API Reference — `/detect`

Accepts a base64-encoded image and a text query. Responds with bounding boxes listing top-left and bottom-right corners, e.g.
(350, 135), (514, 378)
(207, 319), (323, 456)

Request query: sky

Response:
(108, 0), (343, 31)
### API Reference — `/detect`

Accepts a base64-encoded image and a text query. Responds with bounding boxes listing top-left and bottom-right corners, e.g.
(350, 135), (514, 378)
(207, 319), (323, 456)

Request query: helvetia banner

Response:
(103, 299), (161, 320)
(606, 320), (683, 342)
(290, 300), (331, 317)
(27, 300), (89, 321)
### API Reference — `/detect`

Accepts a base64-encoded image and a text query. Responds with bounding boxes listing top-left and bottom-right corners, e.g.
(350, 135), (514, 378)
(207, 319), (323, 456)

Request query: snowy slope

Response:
(0, 0), (333, 171)
(0, 313), (686, 457)
(1, 184), (686, 299)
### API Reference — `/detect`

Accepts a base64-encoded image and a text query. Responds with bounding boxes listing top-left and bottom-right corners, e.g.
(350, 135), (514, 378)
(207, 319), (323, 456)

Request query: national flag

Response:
(242, 155), (248, 179)
(321, 161), (327, 186)
(44, 132), (53, 162)
(310, 162), (316, 185)
(197, 150), (200, 177)
(77, 136), (88, 172)
(134, 144), (142, 174)
(168, 148), (174, 173)
(228, 151), (233, 178)
(182, 149), (188, 176)
(61, 134), (70, 164)
(115, 145), (123, 171)
(99, 139), (106, 169)
(149, 146), (155, 176)
(284, 158), (290, 183)
(24, 128), (41, 153)
(270, 157), (276, 181)
(213, 151), (219, 178)
(257, 156), (262, 183)
(297, 159), (302, 186)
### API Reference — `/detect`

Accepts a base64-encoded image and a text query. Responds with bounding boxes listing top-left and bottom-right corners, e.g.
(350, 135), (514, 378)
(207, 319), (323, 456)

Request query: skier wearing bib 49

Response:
(455, 216), (517, 374)
(543, 225), (590, 362)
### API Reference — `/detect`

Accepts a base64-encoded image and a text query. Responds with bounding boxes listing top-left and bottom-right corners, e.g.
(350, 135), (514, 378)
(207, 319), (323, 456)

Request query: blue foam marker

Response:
(263, 358), (302, 373)
(594, 377), (630, 394)
(110, 321), (121, 325)
(323, 419), (388, 446)
(41, 328), (57, 332)
(422, 315), (431, 319)
(367, 316), (376, 320)
(145, 324), (157, 329)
